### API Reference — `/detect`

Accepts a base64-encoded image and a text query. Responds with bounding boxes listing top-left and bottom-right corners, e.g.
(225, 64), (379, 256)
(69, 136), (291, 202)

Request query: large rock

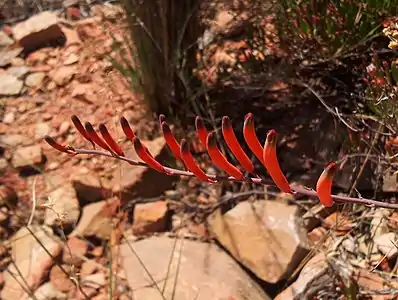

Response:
(70, 197), (119, 240)
(45, 184), (80, 228)
(11, 145), (44, 170)
(208, 200), (310, 283)
(120, 236), (271, 300)
(12, 11), (65, 51)
(1, 225), (62, 300)
(111, 136), (176, 201)
(0, 74), (23, 96)
(275, 253), (329, 299)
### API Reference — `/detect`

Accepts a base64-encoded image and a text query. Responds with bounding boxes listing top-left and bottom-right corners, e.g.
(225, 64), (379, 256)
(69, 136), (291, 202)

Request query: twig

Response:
(63, 147), (398, 209)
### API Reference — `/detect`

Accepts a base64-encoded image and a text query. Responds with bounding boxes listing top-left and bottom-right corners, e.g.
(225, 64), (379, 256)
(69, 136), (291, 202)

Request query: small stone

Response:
(49, 264), (75, 293)
(383, 170), (397, 192)
(0, 74), (23, 96)
(3, 112), (15, 124)
(50, 66), (76, 86)
(0, 31), (14, 47)
(35, 122), (51, 139)
(58, 121), (70, 135)
(64, 53), (79, 65)
(63, 0), (79, 8)
(11, 57), (25, 66)
(71, 171), (109, 203)
(47, 162), (60, 171)
(24, 282), (67, 300)
(81, 272), (105, 289)
(0, 134), (26, 148)
(47, 80), (57, 91)
(63, 237), (88, 267)
(80, 260), (98, 277)
(0, 158), (8, 172)
(132, 201), (168, 235)
(11, 145), (43, 170)
(374, 232), (398, 259)
(0, 48), (23, 67)
(25, 72), (45, 88)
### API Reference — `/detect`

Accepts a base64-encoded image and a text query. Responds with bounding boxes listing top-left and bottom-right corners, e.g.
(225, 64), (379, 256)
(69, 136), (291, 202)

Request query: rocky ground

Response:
(0, 2), (398, 300)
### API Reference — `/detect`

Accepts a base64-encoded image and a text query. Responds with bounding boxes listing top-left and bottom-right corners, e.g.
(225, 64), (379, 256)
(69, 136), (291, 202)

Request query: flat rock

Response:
(111, 136), (176, 201)
(25, 72), (46, 88)
(0, 74), (23, 96)
(71, 170), (110, 203)
(11, 145), (44, 170)
(120, 236), (271, 300)
(1, 225), (62, 300)
(70, 197), (119, 240)
(0, 48), (23, 67)
(275, 253), (329, 299)
(49, 264), (75, 293)
(7, 66), (29, 79)
(0, 134), (29, 149)
(12, 11), (65, 51)
(45, 183), (80, 228)
(208, 200), (310, 283)
(132, 201), (169, 235)
(50, 66), (76, 86)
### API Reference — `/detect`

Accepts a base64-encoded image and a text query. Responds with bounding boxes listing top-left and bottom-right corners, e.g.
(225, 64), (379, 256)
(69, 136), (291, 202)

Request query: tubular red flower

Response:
(195, 116), (209, 146)
(98, 123), (124, 156)
(206, 132), (243, 179)
(222, 116), (255, 174)
(161, 121), (182, 160)
(263, 129), (292, 193)
(180, 139), (215, 183)
(316, 161), (338, 207)
(84, 122), (112, 152)
(120, 116), (136, 141)
(44, 135), (74, 154)
(71, 115), (94, 146)
(243, 113), (264, 164)
(133, 137), (168, 174)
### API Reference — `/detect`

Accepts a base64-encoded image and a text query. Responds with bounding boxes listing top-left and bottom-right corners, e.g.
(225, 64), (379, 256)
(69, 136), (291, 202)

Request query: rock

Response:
(0, 158), (8, 172)
(208, 200), (310, 283)
(0, 31), (14, 47)
(35, 122), (51, 139)
(371, 208), (392, 239)
(11, 57), (25, 66)
(132, 201), (169, 235)
(7, 66), (29, 79)
(275, 253), (329, 299)
(81, 272), (105, 289)
(80, 260), (98, 277)
(71, 170), (110, 203)
(45, 184), (80, 228)
(120, 236), (272, 300)
(24, 282), (67, 300)
(62, 236), (88, 267)
(2, 111), (15, 124)
(60, 25), (82, 46)
(111, 136), (175, 201)
(1, 225), (62, 300)
(25, 72), (46, 88)
(0, 134), (26, 148)
(383, 170), (397, 192)
(374, 232), (398, 259)
(70, 197), (119, 240)
(50, 66), (76, 86)
(0, 185), (18, 206)
(63, 0), (79, 8)
(12, 11), (65, 51)
(0, 48), (23, 67)
(64, 53), (79, 65)
(58, 121), (70, 136)
(0, 74), (23, 96)
(11, 145), (44, 170)
(49, 264), (75, 293)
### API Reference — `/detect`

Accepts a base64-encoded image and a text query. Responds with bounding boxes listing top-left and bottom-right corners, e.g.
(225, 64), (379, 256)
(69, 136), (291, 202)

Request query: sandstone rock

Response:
(22, 282), (67, 300)
(0, 74), (23, 96)
(49, 264), (75, 293)
(70, 197), (119, 240)
(1, 225), (62, 300)
(132, 201), (169, 235)
(275, 253), (329, 299)
(35, 122), (51, 139)
(25, 72), (46, 88)
(11, 145), (44, 170)
(12, 11), (65, 51)
(208, 200), (310, 283)
(0, 31), (14, 47)
(0, 48), (23, 67)
(62, 236), (88, 267)
(50, 66), (76, 86)
(120, 236), (271, 300)
(7, 66), (29, 79)
(45, 184), (80, 228)
(111, 136), (175, 201)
